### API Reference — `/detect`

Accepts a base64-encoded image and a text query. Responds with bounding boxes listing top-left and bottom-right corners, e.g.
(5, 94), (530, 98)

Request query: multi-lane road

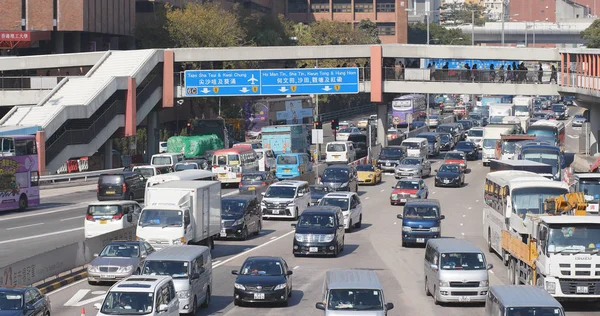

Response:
(41, 107), (600, 315)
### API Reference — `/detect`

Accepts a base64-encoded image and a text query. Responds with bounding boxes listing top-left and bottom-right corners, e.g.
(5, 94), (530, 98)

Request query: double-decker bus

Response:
(526, 120), (565, 148)
(483, 171), (569, 258)
(515, 141), (564, 181)
(391, 94), (426, 127)
(0, 135), (40, 211)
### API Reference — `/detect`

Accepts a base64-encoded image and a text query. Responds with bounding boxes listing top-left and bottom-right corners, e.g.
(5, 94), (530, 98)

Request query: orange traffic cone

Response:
(81, 307), (85, 316)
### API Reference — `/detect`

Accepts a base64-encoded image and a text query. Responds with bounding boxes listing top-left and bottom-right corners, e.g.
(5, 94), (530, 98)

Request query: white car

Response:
(336, 127), (361, 141)
(466, 127), (484, 149)
(319, 192), (363, 232)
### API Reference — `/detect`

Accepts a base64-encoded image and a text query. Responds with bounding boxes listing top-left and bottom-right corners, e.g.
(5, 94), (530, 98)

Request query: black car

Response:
(309, 185), (334, 205)
(97, 172), (146, 201)
(320, 165), (358, 192)
(552, 104), (568, 120)
(292, 206), (345, 257)
(347, 134), (368, 159)
(434, 163), (465, 187)
(437, 133), (454, 151)
(232, 256), (293, 306)
(454, 141), (479, 160)
(376, 146), (407, 172)
(0, 286), (51, 315)
(457, 120), (474, 131)
(220, 195), (262, 240)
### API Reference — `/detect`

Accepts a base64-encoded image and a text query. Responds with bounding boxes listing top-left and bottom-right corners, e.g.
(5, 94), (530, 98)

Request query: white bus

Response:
(483, 171), (569, 258)
(144, 169), (216, 201)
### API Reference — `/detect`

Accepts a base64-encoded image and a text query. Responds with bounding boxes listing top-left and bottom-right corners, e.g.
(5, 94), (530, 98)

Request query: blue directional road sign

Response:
(261, 67), (359, 96)
(184, 69), (261, 97)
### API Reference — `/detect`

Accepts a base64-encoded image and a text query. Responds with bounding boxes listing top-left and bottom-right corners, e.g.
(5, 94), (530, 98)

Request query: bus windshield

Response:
(483, 139), (497, 149)
(522, 150), (560, 178)
(527, 128), (557, 144)
(547, 224), (600, 254)
(580, 180), (600, 203)
(512, 187), (568, 217)
(501, 141), (517, 154)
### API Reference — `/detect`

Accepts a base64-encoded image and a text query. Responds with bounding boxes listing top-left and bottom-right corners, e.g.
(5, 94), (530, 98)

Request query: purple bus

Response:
(391, 94), (427, 127)
(0, 135), (40, 211)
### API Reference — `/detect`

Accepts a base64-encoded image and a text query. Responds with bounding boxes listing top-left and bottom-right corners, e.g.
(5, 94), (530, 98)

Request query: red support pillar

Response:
(567, 53), (571, 86)
(125, 77), (137, 137)
(35, 131), (45, 176)
(163, 50), (174, 108)
(560, 53), (564, 86)
(370, 45), (382, 103)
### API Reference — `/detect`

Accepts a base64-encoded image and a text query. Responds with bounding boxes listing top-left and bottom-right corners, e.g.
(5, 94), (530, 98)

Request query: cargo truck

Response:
(136, 181), (221, 250)
(488, 103), (514, 120)
(482, 125), (517, 166)
(569, 173), (600, 213)
(261, 124), (310, 156)
(496, 134), (537, 160)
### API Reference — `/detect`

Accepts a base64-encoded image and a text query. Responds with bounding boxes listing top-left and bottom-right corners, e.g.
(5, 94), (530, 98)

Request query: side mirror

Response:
(440, 215), (446, 220)
(434, 169), (438, 172)
(385, 302), (395, 310)
(93, 303), (101, 310)
(487, 263), (494, 270)
(93, 253), (99, 257)
(231, 270), (239, 275)
(391, 186), (395, 189)
(291, 223), (296, 227)
(396, 214), (403, 219)
(315, 302), (326, 310)
(430, 264), (439, 270)
(158, 304), (169, 312)
(192, 273), (200, 279)
(25, 304), (34, 311)
(287, 270), (293, 275)
(261, 192), (266, 196)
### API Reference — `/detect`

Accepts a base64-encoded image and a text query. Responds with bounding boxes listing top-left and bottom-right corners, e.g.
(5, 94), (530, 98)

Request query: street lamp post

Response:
(450, 37), (464, 44)
(472, 10), (475, 46)
(426, 13), (430, 45)
(501, 0), (505, 45)
(533, 20), (538, 46)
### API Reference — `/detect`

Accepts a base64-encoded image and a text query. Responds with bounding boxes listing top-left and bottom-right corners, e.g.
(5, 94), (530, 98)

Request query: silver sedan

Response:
(394, 157), (432, 179)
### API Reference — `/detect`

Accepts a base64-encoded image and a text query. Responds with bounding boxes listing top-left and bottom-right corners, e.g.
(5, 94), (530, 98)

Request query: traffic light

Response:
(331, 118), (339, 130)
(315, 120), (322, 129)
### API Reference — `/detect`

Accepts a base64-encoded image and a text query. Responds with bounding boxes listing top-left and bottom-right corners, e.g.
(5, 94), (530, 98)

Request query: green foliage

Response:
(408, 22), (471, 45)
(439, 2), (488, 26)
(179, 127), (188, 136)
(113, 128), (147, 155)
(159, 128), (171, 142)
(582, 19), (600, 48)
(238, 10), (295, 46)
(357, 19), (381, 44)
(135, 5), (173, 49)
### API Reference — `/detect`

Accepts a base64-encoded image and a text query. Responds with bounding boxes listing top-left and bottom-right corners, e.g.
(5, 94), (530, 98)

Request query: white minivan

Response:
(326, 141), (356, 164)
(319, 192), (363, 232)
(401, 137), (429, 158)
(255, 148), (276, 172)
(150, 153), (184, 168)
(84, 201), (142, 238)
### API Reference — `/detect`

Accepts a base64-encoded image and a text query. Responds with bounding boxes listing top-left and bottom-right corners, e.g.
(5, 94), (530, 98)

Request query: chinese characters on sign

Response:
(0, 32), (31, 42)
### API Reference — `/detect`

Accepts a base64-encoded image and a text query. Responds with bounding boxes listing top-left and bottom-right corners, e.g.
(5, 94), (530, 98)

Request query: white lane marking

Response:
(393, 222), (397, 225)
(91, 291), (106, 295)
(213, 230), (295, 269)
(460, 223), (463, 226)
(67, 291), (105, 307)
(567, 135), (579, 139)
(461, 232), (465, 236)
(0, 227), (83, 244)
(462, 215), (466, 217)
(432, 192), (436, 194)
(489, 270), (495, 274)
(64, 289), (89, 306)
(270, 236), (277, 240)
(293, 266), (299, 270)
(380, 189), (385, 192)
(476, 200), (479, 202)
(365, 197), (370, 200)
(212, 260), (222, 265)
(468, 207), (472, 210)
(60, 216), (81, 222)
(223, 191), (238, 197)
(6, 223), (44, 230)
(0, 202), (88, 222)
(244, 247), (251, 251)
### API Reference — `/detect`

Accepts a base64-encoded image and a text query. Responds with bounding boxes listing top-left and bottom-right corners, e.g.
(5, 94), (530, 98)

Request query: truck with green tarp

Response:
(166, 135), (224, 158)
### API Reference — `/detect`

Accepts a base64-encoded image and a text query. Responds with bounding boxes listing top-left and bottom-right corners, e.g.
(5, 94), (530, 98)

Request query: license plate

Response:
(400, 199), (406, 202)
(444, 180), (450, 184)
(101, 274), (115, 279)
(220, 228), (227, 237)
(272, 210), (279, 215)
(248, 186), (255, 190)
(309, 247), (318, 252)
(253, 293), (265, 300)
(333, 155), (340, 158)
(105, 190), (115, 195)
(219, 173), (227, 178)
(577, 286), (589, 294)
(386, 163), (391, 166)
(99, 220), (108, 224)
(417, 238), (425, 243)
(458, 296), (471, 302)
(284, 169), (291, 172)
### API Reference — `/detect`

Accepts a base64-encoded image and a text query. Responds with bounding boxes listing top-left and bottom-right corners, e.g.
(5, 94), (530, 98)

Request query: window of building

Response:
(288, 0), (308, 13)
(377, 22), (396, 35)
(311, 0), (330, 13)
(333, 0), (351, 12)
(377, 0), (395, 12)
(355, 0), (374, 12)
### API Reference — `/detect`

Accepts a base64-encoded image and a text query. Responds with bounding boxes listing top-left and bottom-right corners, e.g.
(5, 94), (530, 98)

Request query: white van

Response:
(84, 201), (142, 238)
(150, 153), (184, 168)
(141, 245), (212, 314)
(94, 275), (179, 316)
(326, 141), (356, 164)
(261, 180), (311, 220)
(402, 137), (429, 158)
(132, 165), (173, 178)
(255, 148), (276, 172)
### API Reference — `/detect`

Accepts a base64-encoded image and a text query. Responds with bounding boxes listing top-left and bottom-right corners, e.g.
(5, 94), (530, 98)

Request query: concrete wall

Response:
(384, 81), (559, 95)
(0, 52), (104, 71)
(0, 90), (52, 106)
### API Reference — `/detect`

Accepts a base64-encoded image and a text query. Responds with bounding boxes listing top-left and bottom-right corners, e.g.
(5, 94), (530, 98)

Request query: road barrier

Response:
(40, 167), (124, 184)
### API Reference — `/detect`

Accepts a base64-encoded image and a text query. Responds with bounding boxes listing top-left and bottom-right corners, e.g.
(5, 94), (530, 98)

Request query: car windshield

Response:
(439, 134), (451, 142)
(575, 114), (585, 119)
(552, 104), (565, 111)
(323, 168), (349, 181)
(151, 156), (172, 165)
(547, 224), (600, 254)
(395, 181), (420, 190)
(514, 105), (529, 113)
(533, 113), (548, 118)
(134, 167), (155, 178)
(458, 121), (470, 129)
(439, 164), (459, 173)
(175, 163), (198, 171)
(467, 130), (483, 137)
(403, 206), (439, 219)
(403, 142), (421, 149)
(380, 148), (403, 156)
(319, 197), (350, 211)
(440, 252), (486, 270)
(327, 143), (346, 152)
(139, 209), (182, 227)
(100, 244), (140, 257)
(265, 186), (296, 198)
(512, 187), (569, 217)
(297, 214), (336, 228)
(87, 205), (121, 217)
(501, 141), (518, 154)
(400, 158), (421, 165)
(469, 113), (482, 120)
(506, 307), (564, 316)
(222, 200), (247, 215)
(339, 128), (352, 133)
(0, 291), (22, 310)
(241, 174), (265, 182)
(445, 152), (465, 160)
(456, 142), (473, 150)
(277, 155), (298, 165)
(101, 291), (154, 315)
(327, 289), (383, 311)
(483, 139), (497, 149)
(356, 165), (375, 172)
(310, 185), (332, 194)
(240, 259), (283, 276)
(437, 126), (453, 133)
(142, 260), (189, 278)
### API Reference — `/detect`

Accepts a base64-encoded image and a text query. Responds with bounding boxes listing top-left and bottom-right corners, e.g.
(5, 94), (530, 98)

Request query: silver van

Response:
(401, 137), (429, 158)
(485, 285), (565, 316)
(315, 269), (394, 315)
(140, 245), (212, 315)
(424, 238), (492, 304)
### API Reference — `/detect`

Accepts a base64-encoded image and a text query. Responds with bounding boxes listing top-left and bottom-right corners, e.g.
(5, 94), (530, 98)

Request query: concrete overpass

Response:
(456, 21), (592, 45)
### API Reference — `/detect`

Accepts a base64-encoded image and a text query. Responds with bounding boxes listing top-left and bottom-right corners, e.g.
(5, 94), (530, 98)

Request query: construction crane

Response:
(543, 192), (588, 216)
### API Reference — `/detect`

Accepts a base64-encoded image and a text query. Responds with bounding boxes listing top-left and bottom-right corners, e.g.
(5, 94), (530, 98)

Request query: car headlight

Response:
(234, 283), (246, 290)
(410, 194), (418, 198)
(88, 265), (99, 273)
(173, 238), (184, 245)
(430, 227), (440, 233)
(232, 218), (244, 226)
(402, 226), (412, 232)
(439, 281), (450, 287)
(118, 265), (133, 273)
(295, 233), (307, 242)
(323, 234), (335, 243)
(177, 290), (190, 298)
(274, 283), (287, 290)
(368, 174), (374, 178)
(546, 281), (556, 294)
(260, 200), (266, 206)
(391, 194), (398, 200)
(479, 280), (489, 287)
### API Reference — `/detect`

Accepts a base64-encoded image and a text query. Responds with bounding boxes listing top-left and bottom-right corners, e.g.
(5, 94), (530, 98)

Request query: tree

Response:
(439, 2), (488, 26)
(357, 19), (381, 44)
(238, 10), (295, 47)
(135, 5), (173, 49)
(582, 19), (600, 48)
(408, 22), (471, 45)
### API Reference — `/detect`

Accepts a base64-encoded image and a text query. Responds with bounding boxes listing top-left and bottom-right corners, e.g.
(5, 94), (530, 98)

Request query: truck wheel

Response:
(508, 259), (515, 284)
(487, 229), (493, 253)
(254, 221), (261, 236)
(241, 227), (248, 241)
